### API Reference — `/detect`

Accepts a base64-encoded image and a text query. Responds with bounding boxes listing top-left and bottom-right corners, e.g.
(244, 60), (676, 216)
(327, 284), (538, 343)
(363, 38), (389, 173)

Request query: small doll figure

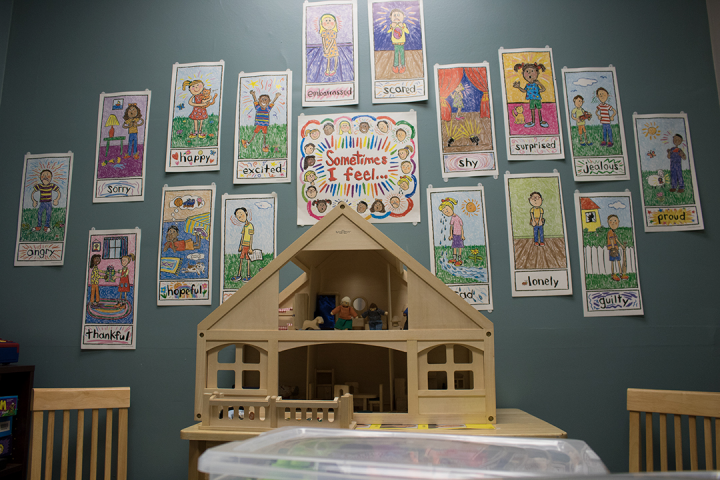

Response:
(330, 296), (358, 330)
(361, 303), (387, 330)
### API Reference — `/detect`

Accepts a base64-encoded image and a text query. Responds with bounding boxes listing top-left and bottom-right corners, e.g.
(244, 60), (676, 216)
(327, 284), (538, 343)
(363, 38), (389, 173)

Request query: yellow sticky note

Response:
(465, 424), (495, 429)
(418, 424), (428, 429)
(369, 424), (381, 429)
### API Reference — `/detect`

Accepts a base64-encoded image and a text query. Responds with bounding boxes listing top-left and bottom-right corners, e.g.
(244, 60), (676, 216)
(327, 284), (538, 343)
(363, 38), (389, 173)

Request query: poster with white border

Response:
(574, 191), (643, 317)
(234, 70), (292, 184)
(497, 47), (564, 160)
(93, 90), (151, 202)
(220, 193), (277, 303)
(302, 0), (359, 107)
(14, 152), (74, 266)
(561, 66), (629, 181)
(367, 0), (428, 104)
(427, 185), (493, 311)
(165, 61), (224, 172)
(504, 171), (572, 297)
(157, 184), (216, 305)
(632, 112), (704, 232)
(81, 228), (141, 349)
(433, 63), (498, 179)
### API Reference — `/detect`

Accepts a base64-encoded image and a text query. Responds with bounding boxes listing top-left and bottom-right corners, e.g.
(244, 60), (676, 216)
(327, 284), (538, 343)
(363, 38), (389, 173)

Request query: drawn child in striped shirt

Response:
(595, 87), (616, 147)
(242, 90), (281, 153)
(32, 170), (61, 233)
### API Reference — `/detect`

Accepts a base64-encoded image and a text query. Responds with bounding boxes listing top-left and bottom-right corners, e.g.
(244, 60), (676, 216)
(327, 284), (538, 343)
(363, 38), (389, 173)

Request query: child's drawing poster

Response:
(574, 192), (643, 317)
(561, 67), (629, 181)
(14, 152), (73, 266)
(166, 61), (224, 172)
(81, 228), (141, 349)
(368, 0), (428, 104)
(296, 111), (420, 225)
(93, 90), (151, 202)
(234, 70), (292, 184)
(427, 186), (493, 311)
(504, 172), (572, 297)
(498, 47), (564, 160)
(433, 63), (498, 178)
(633, 113), (704, 232)
(220, 193), (277, 303)
(156, 184), (216, 305)
(302, 1), (358, 106)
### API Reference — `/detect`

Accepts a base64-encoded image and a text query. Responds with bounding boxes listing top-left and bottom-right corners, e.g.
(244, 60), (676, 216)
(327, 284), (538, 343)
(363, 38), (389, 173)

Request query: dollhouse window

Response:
(420, 343), (483, 392)
(453, 345), (472, 364)
(427, 346), (446, 364)
(242, 371), (260, 389)
(427, 371), (447, 390)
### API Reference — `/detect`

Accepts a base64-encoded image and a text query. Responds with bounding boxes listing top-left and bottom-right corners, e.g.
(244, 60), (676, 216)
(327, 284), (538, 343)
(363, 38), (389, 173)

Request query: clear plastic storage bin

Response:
(198, 427), (608, 480)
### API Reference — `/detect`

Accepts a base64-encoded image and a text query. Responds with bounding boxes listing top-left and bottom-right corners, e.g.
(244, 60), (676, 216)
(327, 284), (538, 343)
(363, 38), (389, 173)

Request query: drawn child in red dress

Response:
(117, 253), (135, 305)
(183, 79), (217, 138)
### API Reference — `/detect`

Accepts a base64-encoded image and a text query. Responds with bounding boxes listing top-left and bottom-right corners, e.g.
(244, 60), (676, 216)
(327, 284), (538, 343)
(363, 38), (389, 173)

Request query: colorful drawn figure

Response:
(401, 160), (413, 174)
(397, 145), (413, 160)
(88, 254), (104, 305)
(362, 303), (387, 330)
(529, 191), (545, 246)
(303, 170), (318, 185)
(303, 155), (317, 169)
(595, 87), (616, 147)
(163, 225), (202, 252)
(395, 127), (408, 143)
(356, 201), (368, 214)
(387, 9), (409, 73)
(439, 197), (464, 266)
(306, 185), (318, 199)
(513, 63), (548, 128)
(389, 195), (402, 210)
(231, 208), (254, 282)
(359, 121), (370, 134)
(304, 143), (316, 156)
(32, 170), (61, 232)
(331, 296), (358, 330)
(339, 120), (351, 134)
(397, 175), (411, 192)
(117, 254), (135, 304)
(320, 14), (339, 76)
(571, 95), (592, 146)
(606, 214), (628, 282)
(307, 129), (321, 140)
(667, 134), (686, 192)
(183, 79), (215, 138)
(451, 83), (465, 119)
(242, 90), (282, 152)
(313, 199), (331, 213)
(122, 103), (144, 159)
(370, 198), (385, 213)
(323, 123), (334, 135)
(377, 120), (389, 134)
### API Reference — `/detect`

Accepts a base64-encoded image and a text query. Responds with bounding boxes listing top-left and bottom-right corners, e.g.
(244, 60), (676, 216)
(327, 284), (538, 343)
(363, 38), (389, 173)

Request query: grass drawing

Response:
(19, 208), (67, 242)
(585, 273), (638, 290)
(223, 253), (274, 288)
(569, 124), (623, 156)
(236, 124), (288, 159)
(433, 244), (486, 285)
(171, 115), (220, 149)
(640, 170), (694, 207)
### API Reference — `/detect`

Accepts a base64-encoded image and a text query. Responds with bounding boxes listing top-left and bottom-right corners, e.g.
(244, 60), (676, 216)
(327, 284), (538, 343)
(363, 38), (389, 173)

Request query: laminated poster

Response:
(633, 113), (704, 232)
(574, 192), (643, 317)
(93, 90), (151, 202)
(81, 228), (141, 349)
(166, 61), (224, 172)
(427, 186), (493, 311)
(367, 0), (428, 104)
(434, 63), (498, 178)
(157, 184), (216, 305)
(234, 70), (292, 184)
(14, 152), (73, 266)
(561, 66), (629, 181)
(302, 0), (359, 106)
(498, 47), (564, 160)
(297, 111), (420, 225)
(504, 172), (572, 297)
(220, 193), (277, 303)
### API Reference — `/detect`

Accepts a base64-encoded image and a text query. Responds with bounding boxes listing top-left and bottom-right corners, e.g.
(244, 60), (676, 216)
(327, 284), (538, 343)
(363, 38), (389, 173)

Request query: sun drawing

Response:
(462, 199), (481, 216)
(642, 122), (660, 139)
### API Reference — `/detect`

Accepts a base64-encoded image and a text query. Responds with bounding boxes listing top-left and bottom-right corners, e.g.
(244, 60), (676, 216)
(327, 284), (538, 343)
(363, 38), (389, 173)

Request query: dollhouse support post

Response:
(407, 340), (419, 416)
(268, 340), (279, 396)
(388, 350), (395, 412)
(386, 264), (393, 326)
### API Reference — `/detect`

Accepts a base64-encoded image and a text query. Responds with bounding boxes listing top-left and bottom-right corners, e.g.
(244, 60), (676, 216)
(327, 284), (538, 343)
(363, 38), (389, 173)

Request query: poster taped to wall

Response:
(427, 186), (493, 311)
(561, 66), (629, 181)
(81, 228), (141, 349)
(220, 193), (277, 303)
(297, 110), (420, 225)
(504, 172), (572, 297)
(367, 0), (428, 103)
(93, 90), (151, 202)
(157, 184), (216, 305)
(434, 63), (498, 178)
(633, 112), (704, 232)
(302, 0), (359, 107)
(498, 47), (564, 160)
(14, 152), (74, 266)
(234, 70), (292, 183)
(166, 61), (224, 172)
(574, 192), (643, 317)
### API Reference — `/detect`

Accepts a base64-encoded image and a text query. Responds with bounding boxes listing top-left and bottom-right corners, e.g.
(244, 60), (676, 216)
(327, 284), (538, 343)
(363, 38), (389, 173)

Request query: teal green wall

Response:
(1, 1), (718, 477)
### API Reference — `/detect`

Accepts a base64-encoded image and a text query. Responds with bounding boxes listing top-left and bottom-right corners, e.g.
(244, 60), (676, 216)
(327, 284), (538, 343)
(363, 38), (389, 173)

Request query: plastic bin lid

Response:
(198, 427), (608, 480)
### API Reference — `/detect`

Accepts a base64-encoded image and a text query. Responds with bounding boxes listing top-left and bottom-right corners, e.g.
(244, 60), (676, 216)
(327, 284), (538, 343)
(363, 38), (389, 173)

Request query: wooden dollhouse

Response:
(194, 203), (496, 431)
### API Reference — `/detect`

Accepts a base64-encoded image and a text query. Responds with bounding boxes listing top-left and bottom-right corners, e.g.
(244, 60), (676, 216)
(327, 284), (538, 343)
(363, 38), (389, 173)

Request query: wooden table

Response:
(181, 408), (566, 480)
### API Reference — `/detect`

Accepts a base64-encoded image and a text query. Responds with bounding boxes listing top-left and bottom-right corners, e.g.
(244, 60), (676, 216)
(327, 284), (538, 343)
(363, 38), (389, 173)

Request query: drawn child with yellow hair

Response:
(439, 197), (464, 266)
(320, 13), (339, 76)
(183, 79), (214, 138)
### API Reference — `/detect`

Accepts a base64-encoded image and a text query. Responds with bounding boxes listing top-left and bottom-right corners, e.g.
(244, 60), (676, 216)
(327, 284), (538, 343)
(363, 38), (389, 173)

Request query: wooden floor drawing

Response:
(513, 238), (567, 270)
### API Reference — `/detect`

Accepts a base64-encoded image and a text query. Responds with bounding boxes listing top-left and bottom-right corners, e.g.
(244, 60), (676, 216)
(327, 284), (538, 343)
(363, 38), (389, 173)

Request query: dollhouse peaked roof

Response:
(198, 202), (493, 333)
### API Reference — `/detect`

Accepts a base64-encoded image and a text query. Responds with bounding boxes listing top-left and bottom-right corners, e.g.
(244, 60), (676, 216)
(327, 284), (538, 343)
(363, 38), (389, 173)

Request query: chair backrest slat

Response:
(688, 416), (698, 470)
(628, 389), (720, 417)
(104, 409), (113, 480)
(117, 409), (128, 480)
(76, 410), (84, 480)
(90, 409), (98, 480)
(30, 411), (44, 480)
(33, 388), (130, 411)
(61, 410), (70, 480)
(703, 417), (713, 470)
(645, 412), (653, 472)
(659, 413), (668, 471)
(674, 415), (683, 470)
(45, 411), (55, 480)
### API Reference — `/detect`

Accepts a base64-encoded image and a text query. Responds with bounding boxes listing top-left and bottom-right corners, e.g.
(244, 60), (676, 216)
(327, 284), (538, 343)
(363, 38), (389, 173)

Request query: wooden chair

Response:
(628, 388), (719, 472)
(29, 387), (130, 480)
(368, 384), (384, 412)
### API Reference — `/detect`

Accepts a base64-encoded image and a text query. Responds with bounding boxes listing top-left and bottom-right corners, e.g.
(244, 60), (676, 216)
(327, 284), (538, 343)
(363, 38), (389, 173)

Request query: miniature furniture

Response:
(367, 384), (384, 412)
(0, 365), (34, 480)
(102, 136), (126, 157)
(28, 387), (130, 480)
(333, 385), (350, 398)
(628, 388), (720, 472)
